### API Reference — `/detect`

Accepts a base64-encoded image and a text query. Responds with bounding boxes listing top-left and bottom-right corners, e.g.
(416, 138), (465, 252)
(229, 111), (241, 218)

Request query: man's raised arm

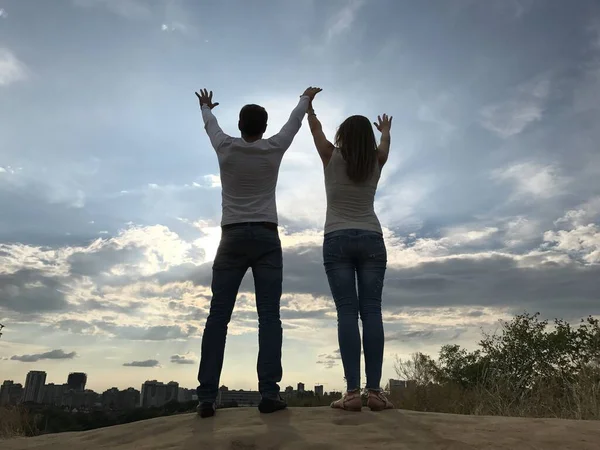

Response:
(195, 88), (230, 150)
(269, 87), (322, 151)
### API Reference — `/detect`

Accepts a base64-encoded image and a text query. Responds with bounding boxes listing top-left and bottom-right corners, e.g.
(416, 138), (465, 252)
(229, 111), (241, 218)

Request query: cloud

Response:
(202, 174), (221, 188)
(544, 224), (600, 264)
(318, 349), (341, 360)
(0, 8), (7, 18)
(327, 0), (365, 41)
(72, 0), (151, 20)
(123, 359), (160, 367)
(492, 162), (568, 199)
(56, 319), (96, 334)
(161, 22), (187, 34)
(385, 327), (466, 343)
(11, 349), (77, 362)
(170, 354), (196, 365)
(504, 0), (536, 19)
(317, 349), (341, 369)
(94, 323), (198, 341)
(1, 208), (598, 352)
(480, 76), (550, 138)
(316, 360), (338, 369)
(555, 197), (600, 228)
(0, 268), (70, 314)
(0, 49), (28, 87)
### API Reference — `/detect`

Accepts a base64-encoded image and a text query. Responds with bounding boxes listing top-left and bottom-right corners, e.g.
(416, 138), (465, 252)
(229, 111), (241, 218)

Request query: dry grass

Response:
(390, 368), (600, 420)
(0, 406), (36, 439)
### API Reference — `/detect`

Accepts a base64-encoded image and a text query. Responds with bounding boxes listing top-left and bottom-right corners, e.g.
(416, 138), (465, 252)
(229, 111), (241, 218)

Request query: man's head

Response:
(239, 104), (268, 139)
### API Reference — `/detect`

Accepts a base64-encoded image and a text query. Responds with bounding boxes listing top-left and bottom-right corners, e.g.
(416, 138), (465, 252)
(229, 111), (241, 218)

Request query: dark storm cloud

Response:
(170, 354), (195, 365)
(83, 299), (144, 314)
(67, 245), (144, 277)
(0, 181), (99, 247)
(385, 327), (467, 343)
(136, 236), (600, 323)
(56, 319), (96, 334)
(316, 349), (341, 369)
(53, 319), (198, 341)
(383, 257), (600, 318)
(0, 269), (70, 313)
(266, 246), (600, 321)
(93, 322), (198, 340)
(123, 359), (160, 368)
(318, 350), (341, 360)
(11, 349), (77, 362)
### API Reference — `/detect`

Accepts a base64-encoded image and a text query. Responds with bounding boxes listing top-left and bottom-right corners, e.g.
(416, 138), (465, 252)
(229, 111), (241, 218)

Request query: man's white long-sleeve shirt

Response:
(201, 96), (310, 226)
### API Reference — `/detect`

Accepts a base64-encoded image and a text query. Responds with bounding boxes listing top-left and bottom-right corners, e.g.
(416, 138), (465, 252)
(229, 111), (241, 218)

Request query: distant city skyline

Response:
(1, 368), (333, 402)
(1, 0), (599, 392)
(0, 361), (344, 394)
(1, 368), (337, 411)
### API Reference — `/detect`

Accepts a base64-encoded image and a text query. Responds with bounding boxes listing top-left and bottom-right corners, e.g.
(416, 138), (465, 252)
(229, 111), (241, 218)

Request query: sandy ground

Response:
(4, 407), (600, 450)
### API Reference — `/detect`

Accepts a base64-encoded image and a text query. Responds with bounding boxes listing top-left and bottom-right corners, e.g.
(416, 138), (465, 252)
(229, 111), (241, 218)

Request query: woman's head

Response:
(334, 115), (378, 183)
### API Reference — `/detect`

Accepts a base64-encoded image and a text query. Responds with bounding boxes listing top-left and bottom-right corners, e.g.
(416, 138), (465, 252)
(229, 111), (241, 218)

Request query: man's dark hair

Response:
(238, 104), (268, 137)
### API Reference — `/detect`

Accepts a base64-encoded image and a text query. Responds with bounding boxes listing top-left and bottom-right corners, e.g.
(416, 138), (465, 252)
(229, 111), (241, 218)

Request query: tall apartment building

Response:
(67, 372), (87, 392)
(386, 379), (406, 395)
(23, 371), (46, 404)
(43, 383), (69, 406)
(101, 387), (140, 411)
(297, 382), (305, 393)
(217, 387), (261, 407)
(177, 387), (196, 403)
(63, 389), (100, 410)
(141, 380), (178, 408)
(314, 385), (324, 397)
(165, 381), (179, 403)
(0, 380), (24, 406)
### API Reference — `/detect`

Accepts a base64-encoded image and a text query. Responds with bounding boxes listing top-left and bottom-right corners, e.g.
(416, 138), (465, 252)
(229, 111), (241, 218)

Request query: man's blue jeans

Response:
(323, 229), (387, 392)
(197, 223), (283, 403)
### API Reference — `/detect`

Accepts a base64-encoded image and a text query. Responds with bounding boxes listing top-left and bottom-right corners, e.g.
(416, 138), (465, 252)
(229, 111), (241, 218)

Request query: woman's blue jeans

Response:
(323, 229), (387, 392)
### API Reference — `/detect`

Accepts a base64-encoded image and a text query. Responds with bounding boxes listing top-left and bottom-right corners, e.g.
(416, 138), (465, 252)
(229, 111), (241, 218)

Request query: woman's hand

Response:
(302, 86), (323, 101)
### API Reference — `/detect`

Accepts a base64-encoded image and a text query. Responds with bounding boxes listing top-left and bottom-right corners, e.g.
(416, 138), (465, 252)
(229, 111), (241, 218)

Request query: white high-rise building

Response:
(23, 371), (47, 403)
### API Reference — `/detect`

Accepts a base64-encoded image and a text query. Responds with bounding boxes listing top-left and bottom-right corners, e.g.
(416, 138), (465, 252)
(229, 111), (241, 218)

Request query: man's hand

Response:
(302, 86), (322, 101)
(195, 88), (220, 110)
(374, 113), (393, 133)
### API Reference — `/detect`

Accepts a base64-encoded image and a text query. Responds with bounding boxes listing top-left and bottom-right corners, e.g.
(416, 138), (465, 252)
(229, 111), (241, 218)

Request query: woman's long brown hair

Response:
(334, 115), (378, 183)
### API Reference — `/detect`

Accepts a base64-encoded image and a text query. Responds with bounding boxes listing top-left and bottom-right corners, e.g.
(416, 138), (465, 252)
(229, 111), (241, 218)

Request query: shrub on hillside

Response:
(393, 313), (600, 420)
(0, 406), (37, 438)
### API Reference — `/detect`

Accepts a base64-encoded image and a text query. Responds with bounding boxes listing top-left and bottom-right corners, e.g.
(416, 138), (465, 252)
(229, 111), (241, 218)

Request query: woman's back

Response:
(324, 148), (382, 235)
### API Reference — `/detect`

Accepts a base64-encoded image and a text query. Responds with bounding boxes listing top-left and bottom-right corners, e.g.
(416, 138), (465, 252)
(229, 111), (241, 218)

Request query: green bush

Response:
(393, 313), (600, 420)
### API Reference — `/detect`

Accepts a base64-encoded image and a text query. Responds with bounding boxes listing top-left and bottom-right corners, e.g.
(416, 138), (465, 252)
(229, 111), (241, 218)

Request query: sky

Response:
(1, 0), (599, 394)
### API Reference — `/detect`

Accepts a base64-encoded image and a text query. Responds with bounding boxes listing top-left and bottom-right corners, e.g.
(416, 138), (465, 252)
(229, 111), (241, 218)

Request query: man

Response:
(194, 86), (322, 418)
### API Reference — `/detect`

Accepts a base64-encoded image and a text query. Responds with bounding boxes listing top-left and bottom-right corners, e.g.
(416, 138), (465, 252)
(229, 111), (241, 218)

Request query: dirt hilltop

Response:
(4, 407), (600, 449)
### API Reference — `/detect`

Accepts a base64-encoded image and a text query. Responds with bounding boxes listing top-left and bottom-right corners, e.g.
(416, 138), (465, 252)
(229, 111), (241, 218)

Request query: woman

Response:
(307, 99), (393, 412)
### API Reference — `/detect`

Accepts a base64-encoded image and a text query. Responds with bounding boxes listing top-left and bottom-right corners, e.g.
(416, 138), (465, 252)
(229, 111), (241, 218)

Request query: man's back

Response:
(217, 139), (284, 226)
(201, 94), (311, 226)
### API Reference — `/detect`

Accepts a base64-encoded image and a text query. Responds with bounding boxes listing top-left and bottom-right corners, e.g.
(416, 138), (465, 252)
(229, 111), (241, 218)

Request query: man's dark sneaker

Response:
(197, 401), (216, 418)
(258, 396), (287, 414)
